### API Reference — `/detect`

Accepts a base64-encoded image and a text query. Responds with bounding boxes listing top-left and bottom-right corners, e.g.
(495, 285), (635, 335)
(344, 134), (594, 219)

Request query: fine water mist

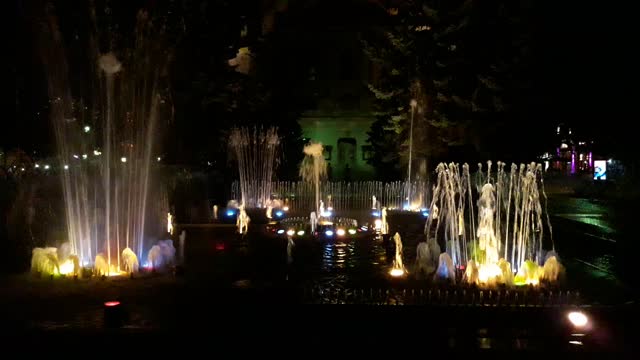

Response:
(229, 127), (280, 208)
(424, 161), (558, 286)
(37, 5), (172, 273)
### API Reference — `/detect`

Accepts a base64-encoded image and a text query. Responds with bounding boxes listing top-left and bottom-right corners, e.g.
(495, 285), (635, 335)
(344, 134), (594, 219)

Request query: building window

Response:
(323, 145), (333, 161)
(337, 138), (356, 163)
(362, 145), (374, 161)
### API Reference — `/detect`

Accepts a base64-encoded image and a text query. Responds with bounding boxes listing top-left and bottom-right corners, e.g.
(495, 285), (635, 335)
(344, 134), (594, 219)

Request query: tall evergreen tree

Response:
(363, 0), (536, 180)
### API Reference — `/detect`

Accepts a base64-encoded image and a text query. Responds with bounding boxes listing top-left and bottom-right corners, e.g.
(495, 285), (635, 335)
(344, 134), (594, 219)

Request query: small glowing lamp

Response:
(389, 268), (405, 277)
(104, 301), (121, 307)
(567, 311), (589, 328)
(336, 229), (346, 236)
(297, 230), (305, 236)
(286, 229), (295, 236)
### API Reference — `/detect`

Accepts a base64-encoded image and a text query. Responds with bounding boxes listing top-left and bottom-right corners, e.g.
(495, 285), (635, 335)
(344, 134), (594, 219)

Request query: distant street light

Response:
(121, 157), (127, 163)
(407, 99), (417, 208)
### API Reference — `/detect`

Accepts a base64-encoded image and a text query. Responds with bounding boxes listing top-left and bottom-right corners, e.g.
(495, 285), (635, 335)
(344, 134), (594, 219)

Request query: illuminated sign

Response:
(593, 160), (607, 180)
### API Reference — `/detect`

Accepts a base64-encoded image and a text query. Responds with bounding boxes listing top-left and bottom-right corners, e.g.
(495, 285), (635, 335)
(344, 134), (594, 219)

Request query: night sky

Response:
(10, 0), (635, 159)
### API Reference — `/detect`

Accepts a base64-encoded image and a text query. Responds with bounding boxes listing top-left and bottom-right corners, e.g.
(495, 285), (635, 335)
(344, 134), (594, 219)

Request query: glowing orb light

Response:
(389, 268), (405, 277)
(286, 229), (295, 236)
(567, 311), (589, 328)
(374, 219), (382, 230)
(58, 260), (75, 275)
(348, 228), (357, 235)
(336, 229), (346, 236)
(477, 264), (502, 284)
(325, 230), (334, 237)
(226, 210), (235, 217)
(283, 206), (289, 212)
(277, 229), (285, 234)
(297, 230), (305, 236)
(104, 301), (121, 307)
(275, 211), (284, 217)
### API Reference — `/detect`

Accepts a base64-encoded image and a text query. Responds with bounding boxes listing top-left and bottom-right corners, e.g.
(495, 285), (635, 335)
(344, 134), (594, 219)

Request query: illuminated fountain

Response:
(415, 237), (440, 277)
(146, 240), (176, 272)
(232, 180), (429, 213)
(36, 5), (171, 275)
(237, 205), (251, 234)
(379, 207), (389, 234)
(389, 232), (406, 277)
(424, 161), (560, 287)
(300, 142), (327, 214)
(229, 127), (280, 208)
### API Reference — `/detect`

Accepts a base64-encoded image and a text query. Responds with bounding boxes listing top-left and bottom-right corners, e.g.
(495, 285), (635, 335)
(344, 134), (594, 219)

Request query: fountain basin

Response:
(268, 216), (371, 240)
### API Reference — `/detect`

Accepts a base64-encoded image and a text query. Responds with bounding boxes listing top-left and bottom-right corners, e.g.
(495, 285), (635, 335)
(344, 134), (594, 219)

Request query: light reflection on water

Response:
(309, 235), (392, 290)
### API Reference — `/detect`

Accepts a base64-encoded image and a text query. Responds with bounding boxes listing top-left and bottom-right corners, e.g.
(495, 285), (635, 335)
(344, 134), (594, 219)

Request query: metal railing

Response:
(302, 287), (581, 307)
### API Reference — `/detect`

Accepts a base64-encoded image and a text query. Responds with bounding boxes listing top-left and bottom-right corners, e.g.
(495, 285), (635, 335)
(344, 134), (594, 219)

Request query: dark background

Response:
(10, 0), (637, 164)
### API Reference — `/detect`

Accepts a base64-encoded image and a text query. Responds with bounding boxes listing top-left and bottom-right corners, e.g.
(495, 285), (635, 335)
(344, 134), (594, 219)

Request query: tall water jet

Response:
(300, 142), (327, 213)
(237, 205), (250, 234)
(229, 127), (280, 208)
(380, 207), (389, 235)
(389, 232), (406, 277)
(406, 99), (417, 209)
(37, 5), (172, 272)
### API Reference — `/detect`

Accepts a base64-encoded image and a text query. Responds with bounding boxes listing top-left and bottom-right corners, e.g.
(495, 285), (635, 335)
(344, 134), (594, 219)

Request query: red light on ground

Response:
(104, 301), (120, 307)
(215, 243), (225, 250)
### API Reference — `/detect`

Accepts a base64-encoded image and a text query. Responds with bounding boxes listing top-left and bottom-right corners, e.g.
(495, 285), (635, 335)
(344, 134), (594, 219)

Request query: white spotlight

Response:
(567, 311), (589, 328)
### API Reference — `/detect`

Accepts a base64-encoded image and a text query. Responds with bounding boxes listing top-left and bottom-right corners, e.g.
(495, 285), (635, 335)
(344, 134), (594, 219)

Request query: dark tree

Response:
(363, 0), (541, 179)
(169, 0), (305, 180)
